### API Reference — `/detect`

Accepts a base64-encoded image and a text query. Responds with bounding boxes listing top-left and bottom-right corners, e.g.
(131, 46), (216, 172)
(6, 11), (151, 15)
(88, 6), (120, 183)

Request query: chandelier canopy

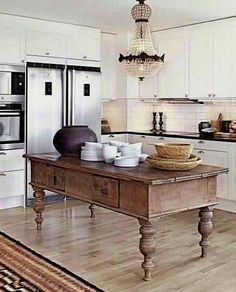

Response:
(119, 0), (165, 81)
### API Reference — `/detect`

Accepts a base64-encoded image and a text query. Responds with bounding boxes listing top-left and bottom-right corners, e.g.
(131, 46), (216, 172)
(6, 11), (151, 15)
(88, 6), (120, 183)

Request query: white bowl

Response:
(120, 146), (141, 157)
(114, 156), (139, 168)
(85, 142), (102, 149)
(139, 153), (148, 162)
(110, 141), (129, 151)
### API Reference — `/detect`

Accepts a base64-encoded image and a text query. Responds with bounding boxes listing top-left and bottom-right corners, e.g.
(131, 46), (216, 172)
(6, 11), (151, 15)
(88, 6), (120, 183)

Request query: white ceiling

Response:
(0, 0), (236, 33)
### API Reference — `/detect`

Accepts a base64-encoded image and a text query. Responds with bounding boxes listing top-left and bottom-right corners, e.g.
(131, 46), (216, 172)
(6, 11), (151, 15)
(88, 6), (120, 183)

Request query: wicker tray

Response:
(146, 156), (202, 171)
(148, 153), (198, 163)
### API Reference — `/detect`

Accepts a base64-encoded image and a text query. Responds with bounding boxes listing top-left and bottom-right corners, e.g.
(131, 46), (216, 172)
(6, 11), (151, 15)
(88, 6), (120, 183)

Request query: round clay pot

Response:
(53, 125), (97, 156)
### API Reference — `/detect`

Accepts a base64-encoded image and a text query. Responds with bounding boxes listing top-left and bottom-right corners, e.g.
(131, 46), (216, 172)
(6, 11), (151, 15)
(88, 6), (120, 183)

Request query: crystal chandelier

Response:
(119, 0), (165, 81)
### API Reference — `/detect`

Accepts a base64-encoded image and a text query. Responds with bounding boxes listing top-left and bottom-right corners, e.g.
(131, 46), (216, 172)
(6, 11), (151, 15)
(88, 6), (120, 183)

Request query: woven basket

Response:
(146, 156), (202, 171)
(155, 143), (194, 159)
(148, 153), (198, 163)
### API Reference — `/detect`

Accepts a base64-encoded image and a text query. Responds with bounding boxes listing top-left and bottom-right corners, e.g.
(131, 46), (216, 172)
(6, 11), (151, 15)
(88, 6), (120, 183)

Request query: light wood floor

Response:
(0, 201), (236, 292)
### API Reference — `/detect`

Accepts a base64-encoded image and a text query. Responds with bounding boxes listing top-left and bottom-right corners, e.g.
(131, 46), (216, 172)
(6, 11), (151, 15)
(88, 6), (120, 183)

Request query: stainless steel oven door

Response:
(0, 111), (23, 143)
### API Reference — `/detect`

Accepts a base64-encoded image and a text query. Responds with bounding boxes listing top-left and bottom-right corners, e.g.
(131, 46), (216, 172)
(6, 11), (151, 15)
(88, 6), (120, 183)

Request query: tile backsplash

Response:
(102, 99), (236, 133)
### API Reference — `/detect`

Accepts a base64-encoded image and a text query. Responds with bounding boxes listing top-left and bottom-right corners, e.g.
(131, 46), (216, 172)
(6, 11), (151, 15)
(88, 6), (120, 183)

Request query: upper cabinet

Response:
(156, 30), (189, 98)
(67, 27), (101, 61)
(26, 30), (67, 58)
(101, 33), (116, 101)
(188, 25), (212, 98)
(211, 20), (236, 98)
(0, 27), (24, 64)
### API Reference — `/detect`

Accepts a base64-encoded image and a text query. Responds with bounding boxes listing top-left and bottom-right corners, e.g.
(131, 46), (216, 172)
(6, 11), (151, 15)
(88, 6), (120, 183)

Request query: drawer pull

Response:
(198, 140), (205, 144)
(0, 152), (7, 155)
(158, 137), (165, 140)
(109, 135), (114, 138)
(53, 175), (57, 186)
(141, 135), (146, 138)
(0, 172), (6, 176)
(198, 150), (205, 154)
(100, 187), (108, 195)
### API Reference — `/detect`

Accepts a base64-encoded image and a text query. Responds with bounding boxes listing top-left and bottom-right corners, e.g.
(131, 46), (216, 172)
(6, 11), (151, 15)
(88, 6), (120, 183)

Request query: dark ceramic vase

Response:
(53, 125), (97, 156)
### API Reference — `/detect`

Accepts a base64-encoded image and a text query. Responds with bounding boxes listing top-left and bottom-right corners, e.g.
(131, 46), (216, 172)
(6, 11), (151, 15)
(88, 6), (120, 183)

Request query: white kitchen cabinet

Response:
(67, 27), (101, 61)
(193, 148), (228, 199)
(157, 35), (189, 98)
(0, 27), (24, 64)
(101, 134), (128, 143)
(139, 76), (159, 99)
(26, 30), (66, 58)
(212, 20), (236, 98)
(188, 26), (212, 98)
(0, 170), (25, 199)
(101, 33), (116, 101)
(0, 149), (24, 172)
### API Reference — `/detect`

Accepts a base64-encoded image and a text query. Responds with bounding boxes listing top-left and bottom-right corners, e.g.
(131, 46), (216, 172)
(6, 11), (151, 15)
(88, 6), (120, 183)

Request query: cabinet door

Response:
(158, 37), (188, 98)
(0, 170), (24, 199)
(212, 21), (236, 98)
(189, 30), (212, 98)
(67, 27), (101, 61)
(101, 33), (116, 101)
(139, 76), (158, 99)
(0, 27), (24, 64)
(26, 31), (66, 58)
(101, 134), (127, 143)
(193, 149), (228, 199)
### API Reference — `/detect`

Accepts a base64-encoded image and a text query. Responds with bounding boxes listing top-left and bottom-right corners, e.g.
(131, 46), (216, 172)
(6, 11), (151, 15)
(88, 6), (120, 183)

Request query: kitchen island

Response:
(25, 153), (228, 281)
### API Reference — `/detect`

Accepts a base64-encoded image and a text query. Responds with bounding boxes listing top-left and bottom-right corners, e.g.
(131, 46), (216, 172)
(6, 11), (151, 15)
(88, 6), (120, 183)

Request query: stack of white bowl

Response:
(81, 142), (103, 161)
(114, 142), (148, 167)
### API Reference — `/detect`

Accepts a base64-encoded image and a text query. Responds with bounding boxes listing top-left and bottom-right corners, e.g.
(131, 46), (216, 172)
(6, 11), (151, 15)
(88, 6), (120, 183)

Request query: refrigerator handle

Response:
(67, 69), (75, 126)
(62, 68), (67, 127)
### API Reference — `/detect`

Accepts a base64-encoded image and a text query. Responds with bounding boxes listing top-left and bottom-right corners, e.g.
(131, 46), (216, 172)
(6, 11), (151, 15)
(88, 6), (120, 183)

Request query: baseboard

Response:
(26, 194), (73, 207)
(216, 198), (236, 213)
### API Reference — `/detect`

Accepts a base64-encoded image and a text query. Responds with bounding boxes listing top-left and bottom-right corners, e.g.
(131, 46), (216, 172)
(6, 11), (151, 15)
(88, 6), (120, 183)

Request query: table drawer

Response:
(31, 162), (65, 191)
(92, 175), (119, 208)
(65, 170), (119, 207)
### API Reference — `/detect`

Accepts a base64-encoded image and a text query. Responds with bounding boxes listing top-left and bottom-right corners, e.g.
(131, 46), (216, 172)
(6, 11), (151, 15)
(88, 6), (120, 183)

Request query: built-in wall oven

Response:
(0, 96), (24, 150)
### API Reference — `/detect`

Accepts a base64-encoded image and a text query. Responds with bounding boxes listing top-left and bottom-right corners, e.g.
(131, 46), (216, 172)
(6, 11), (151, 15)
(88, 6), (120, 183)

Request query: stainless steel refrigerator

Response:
(26, 64), (101, 202)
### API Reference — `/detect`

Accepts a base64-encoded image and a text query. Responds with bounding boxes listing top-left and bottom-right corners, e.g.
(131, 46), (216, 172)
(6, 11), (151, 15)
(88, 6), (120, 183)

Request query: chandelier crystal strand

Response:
(119, 0), (165, 80)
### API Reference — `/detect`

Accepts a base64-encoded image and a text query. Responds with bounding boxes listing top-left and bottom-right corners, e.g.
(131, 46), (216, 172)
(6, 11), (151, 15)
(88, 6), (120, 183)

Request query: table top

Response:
(24, 153), (228, 185)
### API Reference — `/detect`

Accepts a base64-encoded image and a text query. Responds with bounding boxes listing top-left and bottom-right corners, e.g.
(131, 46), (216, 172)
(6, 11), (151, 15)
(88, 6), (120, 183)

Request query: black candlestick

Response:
(150, 112), (158, 133)
(158, 112), (165, 133)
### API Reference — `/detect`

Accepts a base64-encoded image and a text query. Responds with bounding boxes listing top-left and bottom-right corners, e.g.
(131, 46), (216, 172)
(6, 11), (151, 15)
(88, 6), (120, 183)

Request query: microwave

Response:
(0, 65), (25, 96)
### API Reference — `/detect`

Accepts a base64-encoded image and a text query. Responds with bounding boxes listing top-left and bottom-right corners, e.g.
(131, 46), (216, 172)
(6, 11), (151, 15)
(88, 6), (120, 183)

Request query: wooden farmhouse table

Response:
(25, 153), (228, 281)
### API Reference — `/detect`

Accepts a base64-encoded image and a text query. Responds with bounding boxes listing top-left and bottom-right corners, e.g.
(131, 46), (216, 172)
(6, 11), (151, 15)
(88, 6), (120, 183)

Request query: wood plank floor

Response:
(0, 201), (236, 292)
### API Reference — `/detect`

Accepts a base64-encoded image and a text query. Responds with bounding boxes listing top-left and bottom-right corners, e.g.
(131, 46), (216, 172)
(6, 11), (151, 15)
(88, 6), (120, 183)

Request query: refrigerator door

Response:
(26, 67), (64, 198)
(68, 70), (101, 140)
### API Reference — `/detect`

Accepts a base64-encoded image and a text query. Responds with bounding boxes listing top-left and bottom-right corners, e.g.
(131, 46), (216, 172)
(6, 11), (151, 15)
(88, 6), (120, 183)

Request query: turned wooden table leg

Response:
(32, 186), (45, 230)
(89, 204), (96, 218)
(198, 206), (213, 258)
(138, 219), (157, 281)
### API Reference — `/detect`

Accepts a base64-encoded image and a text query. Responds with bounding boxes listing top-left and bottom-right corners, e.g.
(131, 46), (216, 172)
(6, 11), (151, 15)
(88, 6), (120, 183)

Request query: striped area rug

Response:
(0, 231), (104, 292)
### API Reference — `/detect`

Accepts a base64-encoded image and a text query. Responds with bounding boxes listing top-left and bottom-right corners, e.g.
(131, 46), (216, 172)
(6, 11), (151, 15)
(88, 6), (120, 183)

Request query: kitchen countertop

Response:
(102, 130), (236, 143)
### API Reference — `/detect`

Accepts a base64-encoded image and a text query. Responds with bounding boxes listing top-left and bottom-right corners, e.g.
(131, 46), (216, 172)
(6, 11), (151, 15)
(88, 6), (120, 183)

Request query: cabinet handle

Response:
(141, 135), (146, 138)
(100, 187), (108, 195)
(185, 94), (188, 98)
(0, 152), (7, 155)
(45, 52), (50, 56)
(208, 94), (212, 98)
(198, 150), (205, 154)
(83, 56), (87, 59)
(154, 94), (157, 98)
(158, 137), (165, 140)
(0, 172), (6, 176)
(109, 135), (114, 138)
(53, 175), (57, 186)
(198, 140), (205, 144)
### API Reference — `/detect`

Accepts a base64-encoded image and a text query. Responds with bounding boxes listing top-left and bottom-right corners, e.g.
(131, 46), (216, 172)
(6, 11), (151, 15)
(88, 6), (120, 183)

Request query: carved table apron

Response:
(25, 154), (228, 281)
